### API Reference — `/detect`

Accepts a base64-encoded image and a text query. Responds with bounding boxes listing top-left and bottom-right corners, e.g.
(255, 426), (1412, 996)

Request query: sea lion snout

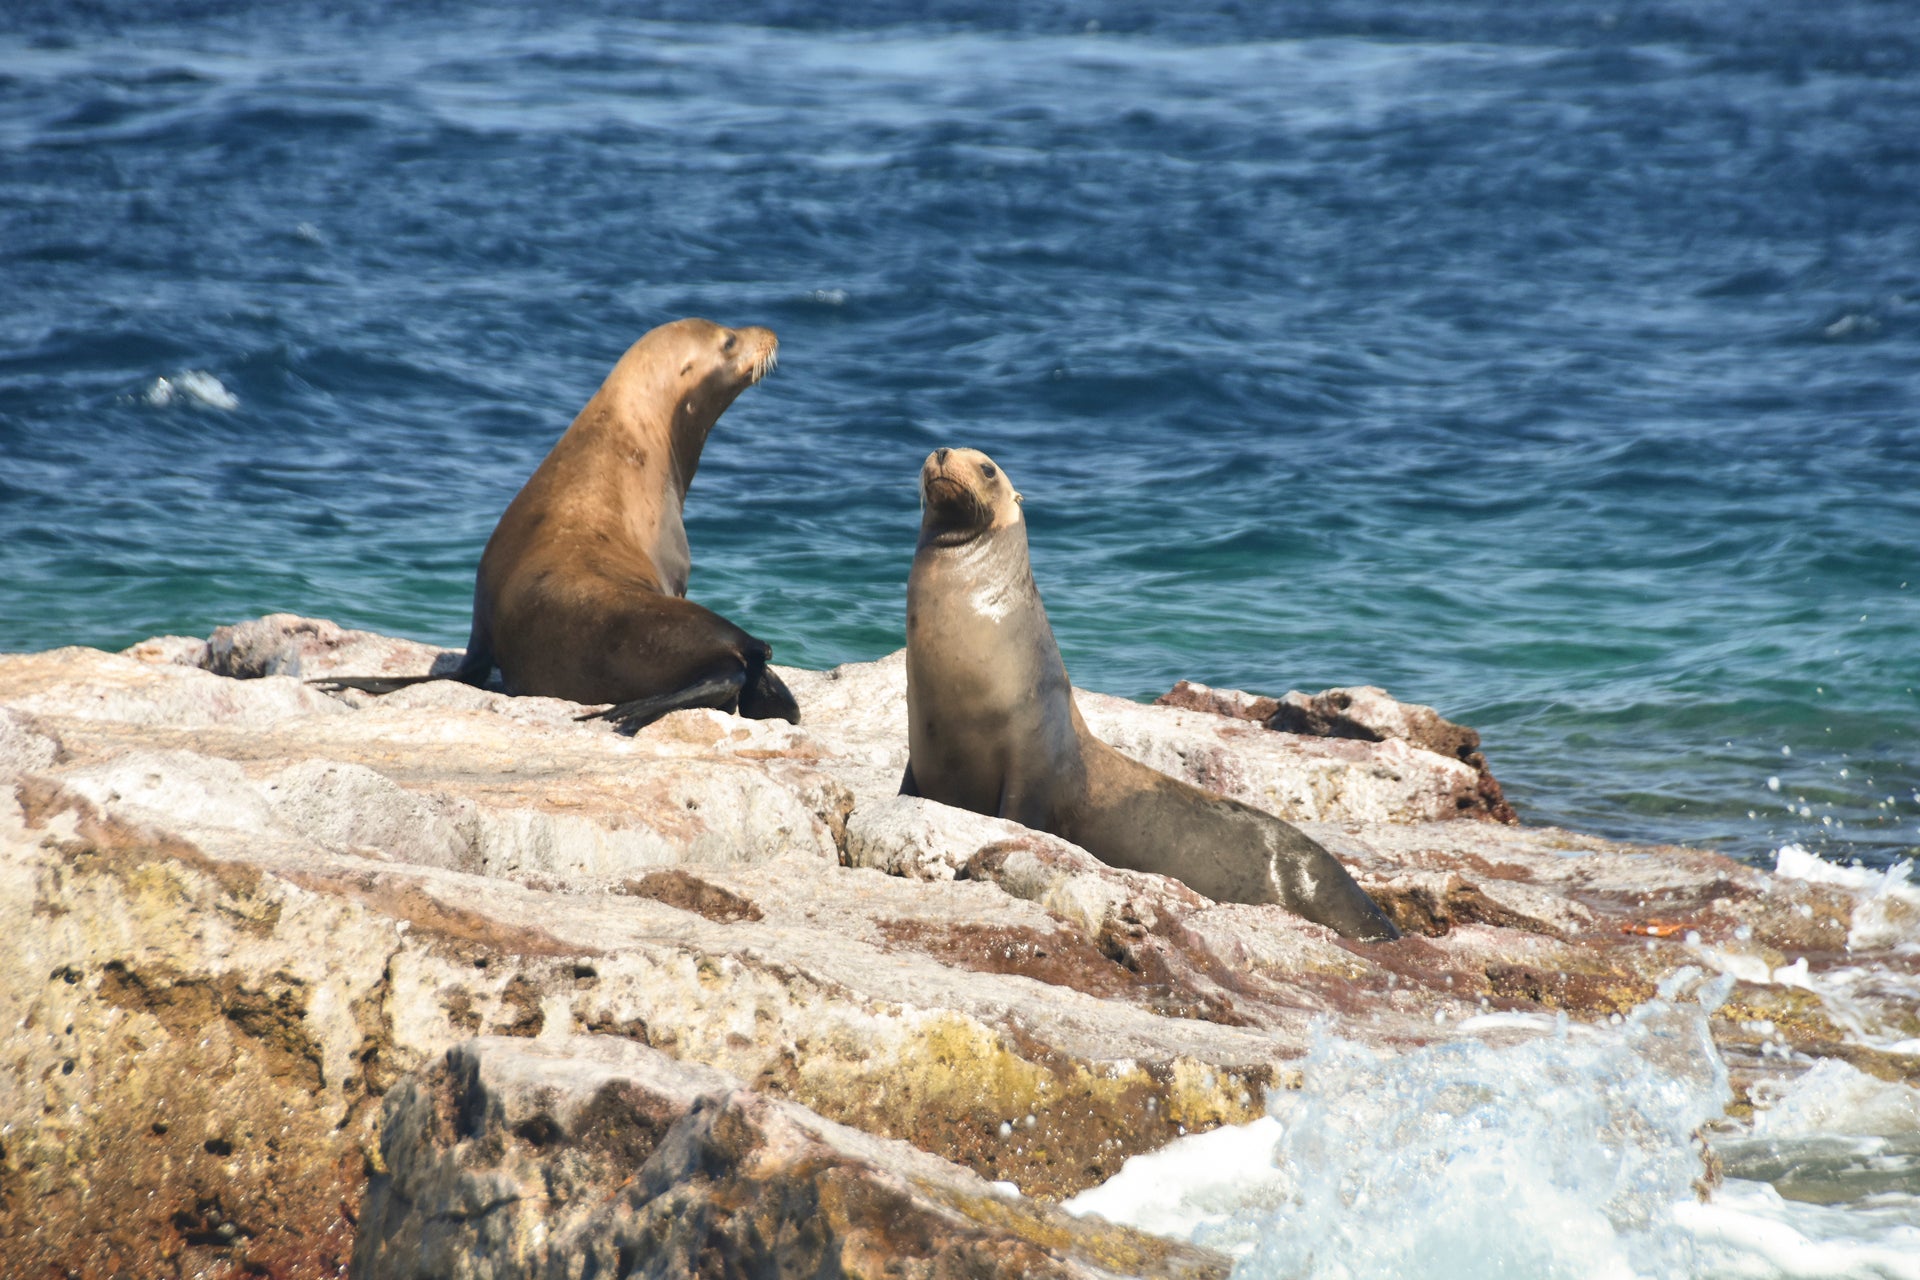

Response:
(918, 447), (1022, 547)
(729, 325), (778, 385)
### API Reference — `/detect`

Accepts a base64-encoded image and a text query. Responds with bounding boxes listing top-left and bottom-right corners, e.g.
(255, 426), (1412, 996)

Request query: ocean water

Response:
(2, 0), (1917, 868)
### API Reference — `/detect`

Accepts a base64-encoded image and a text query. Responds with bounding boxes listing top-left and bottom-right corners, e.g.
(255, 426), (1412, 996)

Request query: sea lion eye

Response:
(722, 335), (738, 353)
(980, 463), (997, 478)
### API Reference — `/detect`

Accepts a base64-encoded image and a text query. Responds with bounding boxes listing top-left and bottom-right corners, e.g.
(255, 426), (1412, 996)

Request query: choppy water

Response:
(2, 0), (1917, 867)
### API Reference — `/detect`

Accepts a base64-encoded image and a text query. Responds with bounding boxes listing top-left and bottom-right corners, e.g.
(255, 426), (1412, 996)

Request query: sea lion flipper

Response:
(995, 781), (1053, 831)
(311, 673), (447, 696)
(578, 669), (749, 734)
(310, 618), (492, 698)
(739, 664), (799, 725)
(898, 761), (920, 798)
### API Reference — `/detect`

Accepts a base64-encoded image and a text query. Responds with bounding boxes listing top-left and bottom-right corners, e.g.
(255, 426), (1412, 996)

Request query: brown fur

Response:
(321, 319), (796, 730)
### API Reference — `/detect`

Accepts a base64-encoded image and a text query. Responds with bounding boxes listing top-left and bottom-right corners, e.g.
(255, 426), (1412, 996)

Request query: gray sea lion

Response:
(901, 447), (1400, 941)
(318, 318), (798, 730)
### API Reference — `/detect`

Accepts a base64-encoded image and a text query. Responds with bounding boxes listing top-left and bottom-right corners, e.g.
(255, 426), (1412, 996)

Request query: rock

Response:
(353, 1035), (1228, 1279)
(1158, 679), (1518, 823)
(0, 706), (62, 777)
(1154, 679), (1282, 723)
(1270, 685), (1478, 757)
(120, 633), (212, 667)
(265, 758), (482, 871)
(1079, 689), (1487, 824)
(2, 615), (1915, 1277)
(0, 646), (347, 729)
(59, 747), (281, 834)
(1362, 869), (1586, 939)
(205, 612), (464, 681)
(845, 794), (1090, 882)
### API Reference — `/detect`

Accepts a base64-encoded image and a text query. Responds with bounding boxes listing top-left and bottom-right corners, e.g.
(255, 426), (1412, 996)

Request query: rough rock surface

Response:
(1158, 678), (1518, 822)
(353, 1035), (1225, 1279)
(2, 615), (1914, 1278)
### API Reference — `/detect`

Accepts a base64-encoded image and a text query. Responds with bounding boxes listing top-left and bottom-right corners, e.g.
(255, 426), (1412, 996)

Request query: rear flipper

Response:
(578, 668), (750, 735)
(739, 664), (799, 724)
(1269, 838), (1402, 942)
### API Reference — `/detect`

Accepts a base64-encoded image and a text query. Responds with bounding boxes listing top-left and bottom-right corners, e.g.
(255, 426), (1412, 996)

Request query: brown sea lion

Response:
(901, 447), (1399, 941)
(318, 318), (797, 730)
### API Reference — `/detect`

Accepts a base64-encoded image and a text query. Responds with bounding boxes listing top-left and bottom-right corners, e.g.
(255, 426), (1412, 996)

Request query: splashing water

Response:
(1237, 976), (1732, 1278)
(1074, 973), (1737, 1277)
(1771, 844), (1920, 954)
(1069, 969), (1920, 1277)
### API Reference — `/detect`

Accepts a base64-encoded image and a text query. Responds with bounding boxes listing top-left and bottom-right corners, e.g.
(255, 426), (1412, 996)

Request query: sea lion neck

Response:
(664, 396), (721, 500)
(569, 366), (725, 503)
(918, 509), (986, 551)
(593, 324), (770, 500)
(915, 515), (1031, 590)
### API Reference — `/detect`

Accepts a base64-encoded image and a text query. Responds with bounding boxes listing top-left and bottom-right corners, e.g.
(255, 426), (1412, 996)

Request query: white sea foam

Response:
(1064, 1114), (1288, 1243)
(1678, 1180), (1920, 1280)
(144, 370), (239, 411)
(1067, 972), (1920, 1279)
(1771, 844), (1920, 952)
(1749, 1059), (1920, 1139)
(1673, 845), (1920, 1059)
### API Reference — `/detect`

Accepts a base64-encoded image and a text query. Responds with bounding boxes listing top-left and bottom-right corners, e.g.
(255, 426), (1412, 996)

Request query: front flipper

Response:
(898, 760), (920, 798)
(578, 668), (747, 735)
(311, 674), (446, 696)
(995, 782), (1053, 831)
(311, 638), (494, 697)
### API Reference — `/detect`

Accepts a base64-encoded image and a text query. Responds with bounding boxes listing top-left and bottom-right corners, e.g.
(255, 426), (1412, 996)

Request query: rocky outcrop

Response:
(353, 1035), (1226, 1279)
(1157, 678), (1518, 822)
(2, 616), (1914, 1278)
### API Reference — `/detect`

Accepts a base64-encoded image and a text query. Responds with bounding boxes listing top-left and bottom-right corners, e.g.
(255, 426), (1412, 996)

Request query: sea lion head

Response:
(918, 447), (1023, 548)
(609, 317), (778, 434)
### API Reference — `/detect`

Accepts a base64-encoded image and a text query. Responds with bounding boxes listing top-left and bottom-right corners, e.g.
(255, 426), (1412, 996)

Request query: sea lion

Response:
(901, 447), (1399, 941)
(318, 318), (798, 730)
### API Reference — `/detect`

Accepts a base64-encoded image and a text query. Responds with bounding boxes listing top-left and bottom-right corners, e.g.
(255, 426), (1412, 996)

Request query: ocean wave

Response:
(142, 370), (238, 410)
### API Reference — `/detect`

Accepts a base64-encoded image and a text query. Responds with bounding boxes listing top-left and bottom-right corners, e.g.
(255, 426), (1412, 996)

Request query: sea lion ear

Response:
(1013, 491), (1024, 504)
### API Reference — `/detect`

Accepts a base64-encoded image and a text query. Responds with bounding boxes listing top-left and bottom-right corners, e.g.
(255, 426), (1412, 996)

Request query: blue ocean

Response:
(2, 0), (1916, 869)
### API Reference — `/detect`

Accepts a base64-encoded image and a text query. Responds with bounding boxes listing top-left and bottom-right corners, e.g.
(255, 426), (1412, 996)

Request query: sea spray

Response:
(1070, 970), (1738, 1278)
(1770, 844), (1920, 954)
